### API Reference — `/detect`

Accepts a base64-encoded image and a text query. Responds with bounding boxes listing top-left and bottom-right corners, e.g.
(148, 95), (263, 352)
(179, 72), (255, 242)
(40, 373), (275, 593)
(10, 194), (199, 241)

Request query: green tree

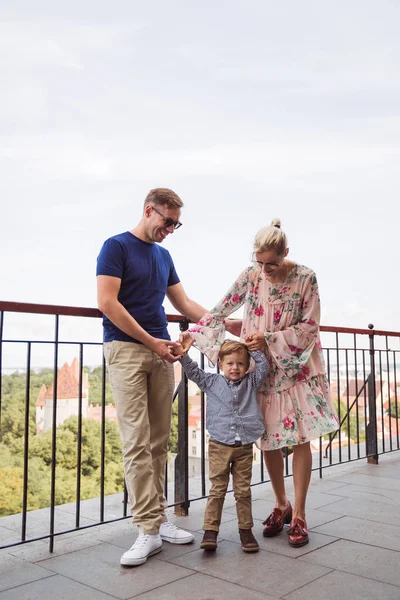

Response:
(336, 399), (366, 443)
(86, 366), (114, 406)
(387, 400), (399, 419)
(168, 400), (179, 453)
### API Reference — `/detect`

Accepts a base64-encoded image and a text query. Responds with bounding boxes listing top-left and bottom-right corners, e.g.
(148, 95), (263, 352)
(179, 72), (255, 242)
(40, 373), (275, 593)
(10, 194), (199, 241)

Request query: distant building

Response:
(36, 358), (89, 433)
(87, 402), (118, 423)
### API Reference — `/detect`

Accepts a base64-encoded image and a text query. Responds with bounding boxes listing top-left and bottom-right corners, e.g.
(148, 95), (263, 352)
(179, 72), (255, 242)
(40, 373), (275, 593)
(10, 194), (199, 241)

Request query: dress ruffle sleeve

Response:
(264, 271), (320, 382)
(188, 267), (252, 365)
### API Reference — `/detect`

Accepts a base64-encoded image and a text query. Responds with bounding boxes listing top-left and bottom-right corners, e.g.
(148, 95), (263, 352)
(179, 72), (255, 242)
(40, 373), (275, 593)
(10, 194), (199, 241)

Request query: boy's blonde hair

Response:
(218, 340), (250, 366)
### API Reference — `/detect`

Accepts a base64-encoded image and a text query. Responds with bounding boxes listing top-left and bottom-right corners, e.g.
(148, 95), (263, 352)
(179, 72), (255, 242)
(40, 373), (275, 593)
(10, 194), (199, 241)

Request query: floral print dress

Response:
(188, 263), (339, 451)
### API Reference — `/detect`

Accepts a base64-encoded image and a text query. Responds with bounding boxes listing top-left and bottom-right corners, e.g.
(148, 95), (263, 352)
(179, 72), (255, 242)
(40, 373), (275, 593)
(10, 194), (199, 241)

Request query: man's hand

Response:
(244, 332), (266, 351)
(148, 338), (181, 363)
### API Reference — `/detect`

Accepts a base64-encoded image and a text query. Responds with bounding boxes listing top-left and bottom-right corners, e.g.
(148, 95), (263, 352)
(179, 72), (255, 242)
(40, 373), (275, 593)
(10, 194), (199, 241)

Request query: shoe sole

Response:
(263, 511), (293, 537)
(200, 543), (217, 550)
(242, 546), (259, 553)
(288, 538), (309, 548)
(161, 536), (194, 545)
(263, 525), (283, 537)
(120, 545), (162, 566)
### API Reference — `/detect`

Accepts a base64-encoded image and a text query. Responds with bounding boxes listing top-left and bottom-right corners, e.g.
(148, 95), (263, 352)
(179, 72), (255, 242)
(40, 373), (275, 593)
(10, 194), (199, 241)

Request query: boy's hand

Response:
(171, 342), (186, 357)
(244, 333), (266, 351)
(178, 332), (194, 353)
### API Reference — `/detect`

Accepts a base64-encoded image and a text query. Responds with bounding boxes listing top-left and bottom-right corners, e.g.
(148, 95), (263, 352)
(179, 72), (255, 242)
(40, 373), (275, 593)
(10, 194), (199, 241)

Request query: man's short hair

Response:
(218, 340), (251, 365)
(144, 188), (184, 209)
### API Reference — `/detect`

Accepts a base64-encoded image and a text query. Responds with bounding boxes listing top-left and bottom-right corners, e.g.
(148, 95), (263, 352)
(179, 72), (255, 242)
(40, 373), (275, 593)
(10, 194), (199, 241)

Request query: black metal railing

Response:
(0, 300), (399, 551)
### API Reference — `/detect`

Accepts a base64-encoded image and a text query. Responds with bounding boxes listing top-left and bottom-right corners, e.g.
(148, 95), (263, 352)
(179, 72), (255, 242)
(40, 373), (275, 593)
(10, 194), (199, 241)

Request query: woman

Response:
(184, 219), (339, 547)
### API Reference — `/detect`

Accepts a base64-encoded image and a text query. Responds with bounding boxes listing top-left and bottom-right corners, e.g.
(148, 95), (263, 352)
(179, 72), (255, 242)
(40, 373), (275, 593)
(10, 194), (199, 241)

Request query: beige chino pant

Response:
(204, 439), (254, 532)
(104, 341), (175, 534)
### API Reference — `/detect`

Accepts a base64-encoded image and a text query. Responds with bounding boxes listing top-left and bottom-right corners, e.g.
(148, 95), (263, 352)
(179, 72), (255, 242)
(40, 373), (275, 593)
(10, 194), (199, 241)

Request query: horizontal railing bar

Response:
(1, 339), (103, 346)
(0, 301), (102, 318)
(0, 301), (185, 323)
(319, 346), (400, 352)
(1, 301), (400, 337)
(320, 325), (400, 337)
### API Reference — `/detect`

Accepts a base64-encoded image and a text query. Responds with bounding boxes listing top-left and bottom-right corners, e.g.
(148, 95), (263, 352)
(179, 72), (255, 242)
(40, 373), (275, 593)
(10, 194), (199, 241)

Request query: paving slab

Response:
(0, 507), (96, 540)
(0, 525), (22, 547)
(318, 495), (400, 525)
(0, 554), (54, 592)
(59, 493), (128, 522)
(0, 573), (117, 600)
(131, 572), (278, 600)
(37, 542), (195, 599)
(169, 539), (331, 597)
(326, 472), (400, 491)
(283, 568), (400, 600)
(323, 483), (400, 505)
(6, 531), (104, 562)
(299, 538), (400, 587)
(312, 515), (400, 551)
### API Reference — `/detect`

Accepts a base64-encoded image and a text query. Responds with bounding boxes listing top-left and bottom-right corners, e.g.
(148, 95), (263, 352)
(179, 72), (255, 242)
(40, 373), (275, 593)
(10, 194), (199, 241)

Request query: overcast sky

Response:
(1, 0), (399, 367)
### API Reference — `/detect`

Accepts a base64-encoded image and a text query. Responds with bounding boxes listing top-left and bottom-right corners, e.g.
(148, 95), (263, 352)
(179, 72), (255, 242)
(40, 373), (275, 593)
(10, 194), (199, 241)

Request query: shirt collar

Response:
(223, 376), (243, 386)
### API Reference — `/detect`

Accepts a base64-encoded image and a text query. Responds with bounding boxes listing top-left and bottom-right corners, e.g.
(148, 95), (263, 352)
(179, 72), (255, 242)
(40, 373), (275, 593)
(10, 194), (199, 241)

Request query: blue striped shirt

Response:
(180, 351), (268, 445)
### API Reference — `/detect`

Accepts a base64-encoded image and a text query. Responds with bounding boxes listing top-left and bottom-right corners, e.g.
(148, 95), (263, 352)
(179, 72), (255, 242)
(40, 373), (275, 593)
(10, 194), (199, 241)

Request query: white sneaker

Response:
(120, 531), (162, 566)
(159, 521), (194, 545)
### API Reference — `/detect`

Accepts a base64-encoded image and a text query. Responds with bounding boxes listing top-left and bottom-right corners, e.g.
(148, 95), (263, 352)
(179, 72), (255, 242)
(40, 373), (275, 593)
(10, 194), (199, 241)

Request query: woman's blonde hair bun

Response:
(253, 218), (287, 254)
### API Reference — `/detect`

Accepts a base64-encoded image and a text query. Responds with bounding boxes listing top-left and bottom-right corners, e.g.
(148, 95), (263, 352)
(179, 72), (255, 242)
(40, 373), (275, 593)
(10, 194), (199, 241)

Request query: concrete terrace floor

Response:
(1, 452), (400, 600)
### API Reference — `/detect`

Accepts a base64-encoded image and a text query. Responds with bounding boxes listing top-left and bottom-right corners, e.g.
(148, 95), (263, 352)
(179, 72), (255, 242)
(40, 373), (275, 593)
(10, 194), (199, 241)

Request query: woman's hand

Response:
(244, 332), (266, 351)
(225, 319), (242, 336)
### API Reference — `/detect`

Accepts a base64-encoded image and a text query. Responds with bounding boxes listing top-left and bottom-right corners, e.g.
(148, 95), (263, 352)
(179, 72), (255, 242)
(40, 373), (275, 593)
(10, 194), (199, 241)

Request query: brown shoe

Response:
(262, 502), (293, 537)
(200, 530), (218, 550)
(288, 518), (309, 547)
(239, 529), (259, 553)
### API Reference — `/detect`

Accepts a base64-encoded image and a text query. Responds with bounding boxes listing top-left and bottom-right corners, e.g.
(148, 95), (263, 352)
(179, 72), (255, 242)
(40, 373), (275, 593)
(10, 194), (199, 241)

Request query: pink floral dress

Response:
(188, 262), (339, 450)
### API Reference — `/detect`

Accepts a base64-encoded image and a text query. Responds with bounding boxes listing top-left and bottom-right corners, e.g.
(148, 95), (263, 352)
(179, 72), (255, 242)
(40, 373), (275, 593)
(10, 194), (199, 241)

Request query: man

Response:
(96, 188), (206, 566)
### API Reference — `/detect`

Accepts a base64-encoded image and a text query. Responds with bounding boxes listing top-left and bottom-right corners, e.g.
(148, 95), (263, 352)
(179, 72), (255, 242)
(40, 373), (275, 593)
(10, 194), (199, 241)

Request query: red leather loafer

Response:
(262, 502), (293, 537)
(288, 518), (309, 547)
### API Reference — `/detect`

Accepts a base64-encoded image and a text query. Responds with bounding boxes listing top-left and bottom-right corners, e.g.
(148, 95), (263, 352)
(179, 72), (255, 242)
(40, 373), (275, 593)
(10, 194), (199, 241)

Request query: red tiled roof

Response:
(43, 360), (87, 400)
(36, 384), (47, 407)
(188, 405), (202, 427)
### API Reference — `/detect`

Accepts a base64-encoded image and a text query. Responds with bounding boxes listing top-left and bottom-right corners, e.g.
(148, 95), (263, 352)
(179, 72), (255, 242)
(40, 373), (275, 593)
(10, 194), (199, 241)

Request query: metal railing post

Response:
(366, 324), (378, 464)
(174, 318), (190, 515)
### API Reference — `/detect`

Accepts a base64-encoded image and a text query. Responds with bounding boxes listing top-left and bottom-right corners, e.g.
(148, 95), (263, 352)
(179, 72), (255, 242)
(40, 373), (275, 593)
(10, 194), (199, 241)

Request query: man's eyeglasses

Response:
(151, 206), (182, 230)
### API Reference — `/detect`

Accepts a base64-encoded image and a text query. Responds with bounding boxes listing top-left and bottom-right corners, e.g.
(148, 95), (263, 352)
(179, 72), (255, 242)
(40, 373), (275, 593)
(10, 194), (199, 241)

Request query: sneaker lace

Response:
(162, 522), (178, 532)
(130, 534), (150, 550)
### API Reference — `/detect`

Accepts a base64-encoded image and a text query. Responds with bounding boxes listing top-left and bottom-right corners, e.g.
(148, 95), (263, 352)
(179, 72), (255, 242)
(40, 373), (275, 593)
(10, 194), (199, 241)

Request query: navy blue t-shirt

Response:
(96, 232), (180, 343)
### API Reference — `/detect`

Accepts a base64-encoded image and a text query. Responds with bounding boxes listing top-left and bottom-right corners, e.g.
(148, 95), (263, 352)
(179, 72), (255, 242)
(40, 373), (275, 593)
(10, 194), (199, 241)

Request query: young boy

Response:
(179, 340), (268, 552)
